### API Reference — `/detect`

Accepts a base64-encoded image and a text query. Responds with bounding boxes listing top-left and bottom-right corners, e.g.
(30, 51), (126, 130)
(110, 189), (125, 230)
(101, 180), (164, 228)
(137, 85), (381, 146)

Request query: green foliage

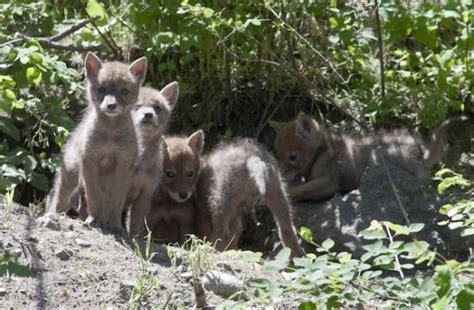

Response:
(436, 168), (474, 238)
(225, 222), (473, 308)
(1, 0), (471, 203)
(0, 250), (34, 277)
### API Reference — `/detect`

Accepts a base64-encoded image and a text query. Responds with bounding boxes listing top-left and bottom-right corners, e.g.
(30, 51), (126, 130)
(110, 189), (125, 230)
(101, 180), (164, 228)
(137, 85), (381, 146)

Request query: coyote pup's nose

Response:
(178, 192), (189, 200)
(144, 112), (153, 119)
(107, 103), (117, 110)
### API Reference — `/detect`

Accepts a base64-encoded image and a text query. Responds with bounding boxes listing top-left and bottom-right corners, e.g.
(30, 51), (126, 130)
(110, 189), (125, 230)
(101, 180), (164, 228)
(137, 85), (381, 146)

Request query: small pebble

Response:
(38, 214), (60, 231)
(180, 272), (193, 280)
(202, 270), (242, 298)
(75, 238), (91, 248)
(55, 248), (73, 261)
(0, 287), (6, 296)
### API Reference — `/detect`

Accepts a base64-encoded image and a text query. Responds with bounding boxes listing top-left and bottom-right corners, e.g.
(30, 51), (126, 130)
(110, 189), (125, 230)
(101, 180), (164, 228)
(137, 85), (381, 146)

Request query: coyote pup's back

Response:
(196, 138), (302, 257)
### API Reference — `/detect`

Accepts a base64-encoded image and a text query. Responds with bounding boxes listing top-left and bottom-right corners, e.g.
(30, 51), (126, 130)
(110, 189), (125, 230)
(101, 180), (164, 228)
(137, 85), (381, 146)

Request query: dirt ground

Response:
(0, 195), (314, 309)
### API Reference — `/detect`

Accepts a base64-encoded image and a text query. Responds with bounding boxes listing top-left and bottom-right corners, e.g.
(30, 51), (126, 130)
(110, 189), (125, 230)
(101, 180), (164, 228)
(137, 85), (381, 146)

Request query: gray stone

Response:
(119, 280), (135, 300)
(180, 271), (193, 280)
(202, 270), (242, 298)
(55, 248), (73, 261)
(0, 287), (6, 296)
(216, 261), (233, 272)
(38, 213), (60, 231)
(75, 238), (91, 248)
(293, 164), (473, 257)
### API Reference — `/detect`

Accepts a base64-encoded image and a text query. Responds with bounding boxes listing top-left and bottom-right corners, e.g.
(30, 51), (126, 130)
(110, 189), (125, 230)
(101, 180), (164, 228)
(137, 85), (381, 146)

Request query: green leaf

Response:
(408, 223), (425, 233)
(0, 116), (20, 141)
(359, 220), (387, 240)
(298, 301), (316, 310)
(26, 67), (42, 86)
(456, 285), (474, 310)
(262, 248), (290, 272)
(460, 228), (474, 237)
(86, 0), (106, 22)
(386, 222), (411, 236)
(299, 226), (314, 244)
(240, 251), (262, 264)
(321, 238), (335, 251)
(29, 172), (49, 192)
(439, 50), (453, 69)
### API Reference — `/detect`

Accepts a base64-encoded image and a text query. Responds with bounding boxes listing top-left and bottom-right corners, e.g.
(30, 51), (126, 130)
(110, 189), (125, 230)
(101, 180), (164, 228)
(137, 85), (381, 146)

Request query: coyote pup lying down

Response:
(46, 53), (147, 232)
(147, 131), (204, 244)
(195, 136), (303, 258)
(127, 82), (179, 237)
(271, 112), (466, 202)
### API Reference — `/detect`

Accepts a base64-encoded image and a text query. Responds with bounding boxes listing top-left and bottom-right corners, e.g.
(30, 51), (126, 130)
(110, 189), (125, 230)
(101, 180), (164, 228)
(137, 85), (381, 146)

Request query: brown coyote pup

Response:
(195, 136), (303, 258)
(46, 53), (147, 232)
(271, 112), (466, 202)
(146, 131), (204, 244)
(127, 83), (179, 238)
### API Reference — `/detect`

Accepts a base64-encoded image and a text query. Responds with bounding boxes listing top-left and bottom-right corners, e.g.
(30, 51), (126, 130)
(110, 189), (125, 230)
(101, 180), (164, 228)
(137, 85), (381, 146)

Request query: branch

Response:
(374, 0), (385, 98)
(81, 5), (121, 58)
(50, 16), (100, 42)
(0, 17), (102, 52)
(26, 39), (101, 52)
(383, 222), (405, 279)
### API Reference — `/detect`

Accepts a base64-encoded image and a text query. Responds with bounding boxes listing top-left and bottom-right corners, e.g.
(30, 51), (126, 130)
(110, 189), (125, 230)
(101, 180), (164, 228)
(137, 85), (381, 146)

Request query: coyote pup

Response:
(195, 137), (303, 258)
(146, 131), (204, 244)
(127, 82), (179, 237)
(271, 112), (466, 201)
(46, 53), (147, 232)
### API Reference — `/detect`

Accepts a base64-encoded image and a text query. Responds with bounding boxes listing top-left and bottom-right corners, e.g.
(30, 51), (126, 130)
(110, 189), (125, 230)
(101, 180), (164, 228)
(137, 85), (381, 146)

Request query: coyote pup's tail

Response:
(424, 116), (468, 168)
(246, 156), (268, 196)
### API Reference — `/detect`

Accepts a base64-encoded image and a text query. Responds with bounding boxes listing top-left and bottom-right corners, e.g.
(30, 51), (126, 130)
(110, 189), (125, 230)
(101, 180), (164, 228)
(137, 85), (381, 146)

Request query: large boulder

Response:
(292, 164), (472, 257)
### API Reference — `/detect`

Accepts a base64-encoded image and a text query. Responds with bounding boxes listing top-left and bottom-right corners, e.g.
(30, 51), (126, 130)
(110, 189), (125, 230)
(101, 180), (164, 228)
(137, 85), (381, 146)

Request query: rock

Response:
(55, 248), (73, 261)
(293, 164), (472, 257)
(65, 231), (76, 239)
(202, 270), (242, 298)
(216, 261), (233, 272)
(180, 272), (193, 280)
(176, 264), (187, 273)
(119, 280), (135, 300)
(75, 238), (91, 248)
(38, 213), (60, 231)
(0, 287), (6, 296)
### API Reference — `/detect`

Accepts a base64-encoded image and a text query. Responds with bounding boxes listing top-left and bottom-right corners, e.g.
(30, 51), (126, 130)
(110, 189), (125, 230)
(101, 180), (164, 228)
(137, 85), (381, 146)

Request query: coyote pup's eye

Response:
(288, 153), (297, 162)
(165, 171), (175, 178)
(98, 87), (106, 94)
(187, 171), (194, 177)
(120, 88), (129, 95)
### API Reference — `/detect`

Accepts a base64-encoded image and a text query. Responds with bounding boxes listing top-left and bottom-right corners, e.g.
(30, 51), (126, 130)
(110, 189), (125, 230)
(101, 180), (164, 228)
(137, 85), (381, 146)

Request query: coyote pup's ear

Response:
(295, 112), (317, 139)
(269, 120), (285, 132)
(161, 81), (179, 110)
(188, 130), (205, 155)
(84, 52), (102, 79)
(129, 57), (147, 83)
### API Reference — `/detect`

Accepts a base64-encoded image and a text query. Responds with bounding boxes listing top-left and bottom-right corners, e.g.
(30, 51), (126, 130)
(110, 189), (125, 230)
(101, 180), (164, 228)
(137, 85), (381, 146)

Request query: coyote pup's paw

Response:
(84, 215), (99, 228)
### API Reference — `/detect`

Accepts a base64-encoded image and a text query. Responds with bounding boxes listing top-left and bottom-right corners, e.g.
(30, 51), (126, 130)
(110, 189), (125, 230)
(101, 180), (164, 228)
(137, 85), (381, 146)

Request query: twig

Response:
(383, 222), (405, 279)
(264, 3), (350, 89)
(374, 0), (385, 98)
(255, 85), (295, 138)
(161, 292), (173, 309)
(0, 17), (102, 52)
(50, 16), (100, 42)
(373, 0), (415, 236)
(24, 38), (101, 52)
(81, 5), (121, 58)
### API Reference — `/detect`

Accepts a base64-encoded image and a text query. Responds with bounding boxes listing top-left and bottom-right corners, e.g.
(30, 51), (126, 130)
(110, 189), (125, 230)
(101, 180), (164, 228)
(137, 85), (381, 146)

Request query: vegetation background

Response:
(0, 1), (473, 309)
(0, 0), (472, 204)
